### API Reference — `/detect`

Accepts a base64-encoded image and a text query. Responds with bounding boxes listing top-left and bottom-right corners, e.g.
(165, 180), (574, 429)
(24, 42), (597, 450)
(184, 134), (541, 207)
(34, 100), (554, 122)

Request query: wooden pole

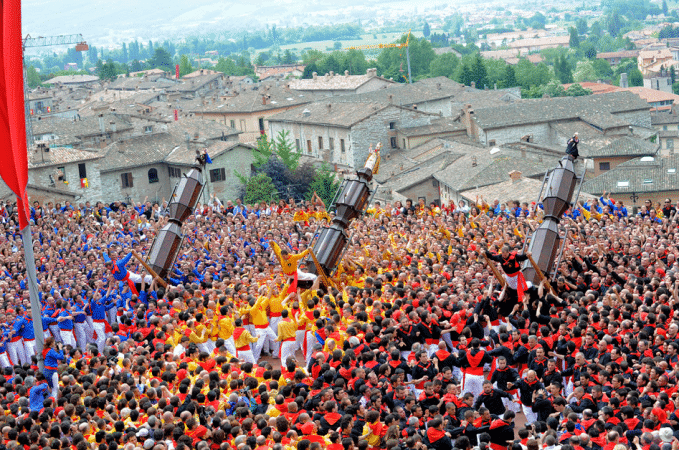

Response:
(483, 253), (506, 289)
(131, 251), (169, 288)
(308, 249), (334, 290)
(526, 254), (556, 296)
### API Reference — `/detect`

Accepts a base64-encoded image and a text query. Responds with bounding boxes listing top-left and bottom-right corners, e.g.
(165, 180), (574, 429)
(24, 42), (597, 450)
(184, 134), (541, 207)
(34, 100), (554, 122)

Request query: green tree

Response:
(544, 80), (566, 97)
(573, 60), (597, 82)
(429, 53), (459, 78)
(308, 163), (340, 207)
(215, 57), (238, 75)
(150, 47), (173, 72)
(671, 66), (676, 85)
(592, 58), (613, 79)
(582, 42), (597, 59)
(606, 11), (623, 37)
(423, 21), (431, 38)
(471, 53), (488, 89)
(569, 27), (580, 48)
(97, 59), (118, 81)
(26, 66), (41, 88)
(377, 35), (436, 82)
(252, 135), (275, 169)
(457, 62), (474, 86)
(555, 55), (573, 83)
(500, 64), (517, 88)
(629, 68), (643, 86)
(243, 173), (278, 204)
(178, 54), (193, 77)
(663, 0), (669, 15)
(274, 130), (300, 171)
(282, 50), (295, 64)
(576, 18), (588, 35)
(302, 62), (319, 79)
(129, 59), (142, 72)
(565, 83), (593, 96)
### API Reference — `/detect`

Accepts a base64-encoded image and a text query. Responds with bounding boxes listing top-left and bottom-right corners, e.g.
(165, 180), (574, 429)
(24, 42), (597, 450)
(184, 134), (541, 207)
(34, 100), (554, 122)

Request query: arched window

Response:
(148, 168), (159, 184)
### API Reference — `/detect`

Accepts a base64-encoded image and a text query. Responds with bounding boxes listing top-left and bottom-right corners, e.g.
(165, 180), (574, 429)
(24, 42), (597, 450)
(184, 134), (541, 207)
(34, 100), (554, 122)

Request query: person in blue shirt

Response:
(29, 376), (49, 412)
(17, 310), (37, 362)
(72, 299), (89, 353)
(56, 300), (76, 348)
(91, 284), (113, 354)
(41, 336), (65, 398)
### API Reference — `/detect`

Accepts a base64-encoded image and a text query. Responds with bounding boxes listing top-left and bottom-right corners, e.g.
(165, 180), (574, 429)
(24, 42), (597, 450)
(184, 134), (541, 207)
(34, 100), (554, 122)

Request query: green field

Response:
(256, 31), (425, 57)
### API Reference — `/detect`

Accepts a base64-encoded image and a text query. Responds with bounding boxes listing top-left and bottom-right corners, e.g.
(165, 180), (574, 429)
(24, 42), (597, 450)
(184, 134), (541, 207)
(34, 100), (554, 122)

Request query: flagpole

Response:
(21, 224), (44, 370)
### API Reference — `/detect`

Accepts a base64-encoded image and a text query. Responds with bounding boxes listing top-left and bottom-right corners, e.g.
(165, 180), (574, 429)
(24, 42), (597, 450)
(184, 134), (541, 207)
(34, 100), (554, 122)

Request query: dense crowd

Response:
(0, 189), (677, 450)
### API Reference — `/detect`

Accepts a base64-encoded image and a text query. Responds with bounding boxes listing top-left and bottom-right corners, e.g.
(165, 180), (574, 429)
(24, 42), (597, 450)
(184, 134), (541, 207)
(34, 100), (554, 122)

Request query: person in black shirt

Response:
(662, 198), (676, 218)
(474, 380), (515, 416)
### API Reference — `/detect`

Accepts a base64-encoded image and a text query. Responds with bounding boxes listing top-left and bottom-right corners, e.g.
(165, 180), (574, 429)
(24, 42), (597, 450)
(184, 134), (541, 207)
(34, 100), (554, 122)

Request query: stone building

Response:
(267, 101), (436, 169)
(288, 68), (395, 97)
(190, 85), (312, 143)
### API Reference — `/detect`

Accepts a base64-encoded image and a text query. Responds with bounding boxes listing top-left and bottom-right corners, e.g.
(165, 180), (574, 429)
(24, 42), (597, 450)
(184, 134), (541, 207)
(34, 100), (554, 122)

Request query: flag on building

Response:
(80, 178), (88, 188)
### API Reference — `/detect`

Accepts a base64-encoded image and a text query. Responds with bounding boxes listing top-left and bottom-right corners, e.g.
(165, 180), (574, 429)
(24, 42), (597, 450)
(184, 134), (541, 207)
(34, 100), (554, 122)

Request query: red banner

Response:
(174, 109), (178, 121)
(0, 0), (30, 229)
(176, 64), (179, 79)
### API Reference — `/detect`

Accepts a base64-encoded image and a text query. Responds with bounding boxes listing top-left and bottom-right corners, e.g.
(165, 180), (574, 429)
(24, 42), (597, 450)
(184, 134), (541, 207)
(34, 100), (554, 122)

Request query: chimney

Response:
(471, 81), (476, 89)
(509, 170), (522, 182)
(37, 142), (50, 162)
(110, 121), (116, 132)
(367, 68), (377, 78)
(437, 82), (441, 90)
(345, 70), (349, 77)
(471, 156), (477, 167)
(388, 94), (394, 104)
(462, 104), (476, 141)
(194, 132), (199, 140)
(98, 114), (105, 134)
(262, 95), (267, 105)
(327, 103), (332, 112)
(312, 72), (318, 80)
(329, 71), (334, 77)
(620, 72), (629, 88)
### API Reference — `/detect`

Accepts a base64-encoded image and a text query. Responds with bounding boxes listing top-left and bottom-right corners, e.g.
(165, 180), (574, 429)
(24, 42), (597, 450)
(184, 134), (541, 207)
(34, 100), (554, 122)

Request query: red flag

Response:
(0, 0), (30, 229)
(175, 64), (179, 79)
(174, 109), (178, 121)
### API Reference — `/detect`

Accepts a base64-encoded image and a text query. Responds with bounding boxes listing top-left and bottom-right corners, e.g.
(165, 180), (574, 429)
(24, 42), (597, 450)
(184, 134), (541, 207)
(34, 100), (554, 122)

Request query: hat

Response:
(659, 427), (674, 443)
(136, 428), (149, 438)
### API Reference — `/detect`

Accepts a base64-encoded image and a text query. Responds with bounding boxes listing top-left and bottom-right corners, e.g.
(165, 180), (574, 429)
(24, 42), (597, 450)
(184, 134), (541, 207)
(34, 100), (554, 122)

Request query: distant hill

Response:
(21, 0), (404, 48)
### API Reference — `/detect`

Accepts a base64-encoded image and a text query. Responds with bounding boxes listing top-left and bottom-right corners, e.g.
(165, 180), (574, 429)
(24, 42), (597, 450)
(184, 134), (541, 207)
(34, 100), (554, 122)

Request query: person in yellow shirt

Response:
(271, 241), (317, 293)
(267, 281), (290, 344)
(241, 285), (276, 360)
(216, 305), (237, 355)
(277, 309), (299, 365)
(232, 318), (258, 364)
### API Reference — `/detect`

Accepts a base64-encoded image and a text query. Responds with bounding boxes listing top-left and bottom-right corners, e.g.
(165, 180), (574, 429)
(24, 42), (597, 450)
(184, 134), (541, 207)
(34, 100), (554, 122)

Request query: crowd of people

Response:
(0, 188), (676, 450)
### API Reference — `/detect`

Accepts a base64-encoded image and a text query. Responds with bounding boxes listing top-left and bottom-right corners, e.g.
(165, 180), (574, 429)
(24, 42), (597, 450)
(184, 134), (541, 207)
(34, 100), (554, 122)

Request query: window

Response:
(258, 118), (265, 132)
(488, 140), (496, 146)
(668, 139), (675, 150)
(307, 140), (312, 154)
(329, 138), (334, 150)
(144, 125), (153, 134)
(168, 167), (182, 178)
(230, 120), (236, 129)
(296, 139), (300, 151)
(402, 138), (406, 148)
(210, 168), (226, 182)
(78, 163), (87, 179)
(318, 136), (323, 150)
(121, 172), (133, 188)
(340, 139), (345, 153)
(240, 120), (246, 131)
(391, 137), (397, 149)
(599, 162), (610, 171)
(389, 122), (395, 130)
(664, 125), (668, 131)
(148, 168), (159, 183)
(57, 166), (66, 181)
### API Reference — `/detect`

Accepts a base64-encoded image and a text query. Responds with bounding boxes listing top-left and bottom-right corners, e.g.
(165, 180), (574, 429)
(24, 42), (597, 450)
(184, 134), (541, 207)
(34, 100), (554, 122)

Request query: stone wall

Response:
(268, 121), (352, 166)
(479, 123), (551, 146)
(101, 164), (173, 204)
(204, 145), (254, 202)
(349, 107), (435, 168)
(28, 159), (104, 204)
